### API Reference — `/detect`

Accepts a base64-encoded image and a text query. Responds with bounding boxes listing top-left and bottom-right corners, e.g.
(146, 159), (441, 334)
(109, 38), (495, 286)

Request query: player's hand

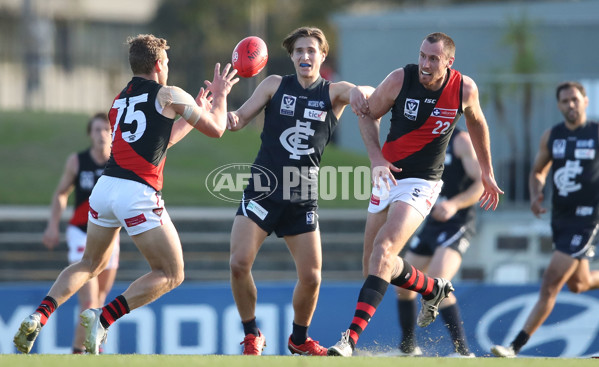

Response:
(227, 111), (240, 130)
(478, 173), (504, 211)
(350, 87), (369, 117)
(195, 87), (212, 111)
(371, 160), (401, 191)
(42, 226), (59, 250)
(530, 193), (547, 218)
(205, 63), (239, 96)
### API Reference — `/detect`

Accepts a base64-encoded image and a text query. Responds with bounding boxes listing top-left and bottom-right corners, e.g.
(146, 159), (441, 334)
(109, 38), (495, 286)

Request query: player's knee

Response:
(299, 270), (321, 290)
(166, 269), (185, 290)
(229, 256), (252, 278)
(567, 281), (587, 294)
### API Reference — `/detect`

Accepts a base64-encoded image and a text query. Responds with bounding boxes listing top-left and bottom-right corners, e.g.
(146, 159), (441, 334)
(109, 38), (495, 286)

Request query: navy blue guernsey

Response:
(247, 75), (338, 202)
(430, 128), (475, 226)
(548, 121), (599, 225)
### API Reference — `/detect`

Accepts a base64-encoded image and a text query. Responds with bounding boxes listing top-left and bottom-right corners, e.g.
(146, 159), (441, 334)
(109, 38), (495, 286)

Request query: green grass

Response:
(0, 354), (596, 367)
(0, 110), (370, 208)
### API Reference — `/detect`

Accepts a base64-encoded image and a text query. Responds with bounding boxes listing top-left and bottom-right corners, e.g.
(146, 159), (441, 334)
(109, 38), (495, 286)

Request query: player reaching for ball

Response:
(13, 34), (239, 355)
(227, 26), (373, 356)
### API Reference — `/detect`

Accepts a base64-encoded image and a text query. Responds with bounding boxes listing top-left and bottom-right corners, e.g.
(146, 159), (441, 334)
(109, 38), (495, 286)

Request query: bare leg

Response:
(285, 230), (322, 326)
(229, 216), (268, 322)
(119, 221), (184, 310)
(522, 251), (578, 336)
(47, 223), (118, 305)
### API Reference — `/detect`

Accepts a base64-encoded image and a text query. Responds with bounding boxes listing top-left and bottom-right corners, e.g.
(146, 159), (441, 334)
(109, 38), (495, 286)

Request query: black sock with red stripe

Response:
(99, 295), (130, 329)
(35, 296), (57, 326)
(347, 275), (389, 348)
(390, 257), (437, 301)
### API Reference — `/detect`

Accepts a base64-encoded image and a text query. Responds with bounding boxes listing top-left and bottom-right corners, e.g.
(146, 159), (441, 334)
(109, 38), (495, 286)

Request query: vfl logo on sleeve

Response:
(279, 120), (315, 160)
(303, 108), (327, 122)
(404, 98), (419, 121)
(280, 94), (297, 116)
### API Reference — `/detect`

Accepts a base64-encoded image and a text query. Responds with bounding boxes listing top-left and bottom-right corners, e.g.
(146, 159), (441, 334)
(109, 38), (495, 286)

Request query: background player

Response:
(492, 81), (599, 358)
(390, 127), (482, 357)
(42, 112), (120, 353)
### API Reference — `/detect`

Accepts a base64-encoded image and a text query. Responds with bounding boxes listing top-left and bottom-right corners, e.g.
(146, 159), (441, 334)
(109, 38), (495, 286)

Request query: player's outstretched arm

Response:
(228, 75), (281, 131)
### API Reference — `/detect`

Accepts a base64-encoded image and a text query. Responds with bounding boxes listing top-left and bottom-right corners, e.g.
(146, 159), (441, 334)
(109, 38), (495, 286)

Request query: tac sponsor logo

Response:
(431, 108), (458, 119)
(205, 163), (278, 203)
(476, 292), (599, 357)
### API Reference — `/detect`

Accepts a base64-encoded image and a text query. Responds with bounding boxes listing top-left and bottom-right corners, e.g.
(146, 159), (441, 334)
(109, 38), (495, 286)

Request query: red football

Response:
(232, 36), (268, 78)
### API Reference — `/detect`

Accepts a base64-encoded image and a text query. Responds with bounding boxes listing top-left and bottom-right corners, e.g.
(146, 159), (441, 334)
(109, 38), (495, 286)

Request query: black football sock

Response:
(398, 299), (418, 352)
(291, 322), (308, 345)
(440, 304), (470, 355)
(242, 317), (260, 336)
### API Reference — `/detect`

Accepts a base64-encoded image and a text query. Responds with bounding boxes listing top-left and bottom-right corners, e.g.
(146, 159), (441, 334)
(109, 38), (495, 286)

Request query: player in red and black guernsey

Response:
(492, 81), (599, 358)
(328, 32), (503, 357)
(392, 127), (483, 357)
(15, 34), (239, 354)
(41, 113), (119, 354)
(226, 26), (373, 356)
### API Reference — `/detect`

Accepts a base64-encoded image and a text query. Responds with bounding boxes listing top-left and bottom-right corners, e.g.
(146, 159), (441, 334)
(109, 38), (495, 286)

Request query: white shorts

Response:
(65, 225), (120, 269)
(368, 177), (443, 218)
(88, 175), (171, 236)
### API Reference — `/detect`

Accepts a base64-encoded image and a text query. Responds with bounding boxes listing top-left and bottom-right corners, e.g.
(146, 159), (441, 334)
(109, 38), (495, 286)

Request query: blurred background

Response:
(1, 0), (599, 356)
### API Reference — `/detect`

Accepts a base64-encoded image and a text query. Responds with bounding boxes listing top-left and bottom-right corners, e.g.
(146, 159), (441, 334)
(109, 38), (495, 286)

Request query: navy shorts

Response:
(236, 189), (318, 237)
(551, 222), (598, 259)
(408, 221), (474, 258)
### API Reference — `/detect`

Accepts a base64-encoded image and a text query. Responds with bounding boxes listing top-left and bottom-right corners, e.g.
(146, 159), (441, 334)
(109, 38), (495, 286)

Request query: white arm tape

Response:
(158, 86), (202, 126)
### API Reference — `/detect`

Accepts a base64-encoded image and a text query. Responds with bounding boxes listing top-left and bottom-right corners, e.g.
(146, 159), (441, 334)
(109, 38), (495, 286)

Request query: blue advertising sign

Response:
(1, 282), (598, 357)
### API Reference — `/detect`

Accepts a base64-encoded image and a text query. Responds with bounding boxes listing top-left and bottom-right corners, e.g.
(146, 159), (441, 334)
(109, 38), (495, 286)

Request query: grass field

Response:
(0, 110), (370, 207)
(0, 354), (597, 367)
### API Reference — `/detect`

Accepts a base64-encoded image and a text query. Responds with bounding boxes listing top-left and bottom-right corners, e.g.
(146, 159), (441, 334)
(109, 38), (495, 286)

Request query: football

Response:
(232, 36), (268, 78)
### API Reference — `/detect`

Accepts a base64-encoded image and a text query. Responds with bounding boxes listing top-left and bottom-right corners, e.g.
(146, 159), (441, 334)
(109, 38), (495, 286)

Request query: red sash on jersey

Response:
(381, 69), (462, 163)
(108, 96), (166, 191)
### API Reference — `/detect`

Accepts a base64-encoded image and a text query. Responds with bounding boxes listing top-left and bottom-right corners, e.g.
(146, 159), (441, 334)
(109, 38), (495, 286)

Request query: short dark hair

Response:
(425, 32), (456, 59)
(127, 34), (170, 75)
(556, 81), (586, 100)
(282, 27), (329, 56)
(87, 112), (109, 135)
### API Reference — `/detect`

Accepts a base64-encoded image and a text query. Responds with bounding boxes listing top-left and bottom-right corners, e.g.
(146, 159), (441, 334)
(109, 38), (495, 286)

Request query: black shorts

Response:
(236, 189), (318, 237)
(551, 222), (598, 259)
(408, 222), (474, 258)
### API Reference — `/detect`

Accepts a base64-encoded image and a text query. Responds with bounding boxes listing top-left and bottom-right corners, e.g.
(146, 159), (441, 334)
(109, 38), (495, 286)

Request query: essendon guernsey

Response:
(69, 149), (105, 231)
(103, 77), (174, 191)
(383, 64), (463, 181)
